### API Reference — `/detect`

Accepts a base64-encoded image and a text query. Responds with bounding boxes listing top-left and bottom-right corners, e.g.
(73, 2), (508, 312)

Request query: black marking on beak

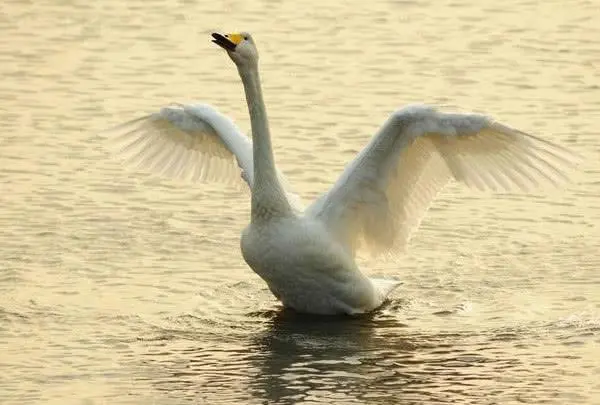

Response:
(211, 33), (236, 51)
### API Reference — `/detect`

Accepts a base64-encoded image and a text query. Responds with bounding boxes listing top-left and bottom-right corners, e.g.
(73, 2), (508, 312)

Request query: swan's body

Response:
(241, 216), (393, 314)
(103, 32), (579, 315)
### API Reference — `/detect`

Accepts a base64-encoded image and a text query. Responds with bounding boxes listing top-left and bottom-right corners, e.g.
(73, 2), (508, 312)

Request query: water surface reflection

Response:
(249, 309), (411, 404)
(137, 306), (575, 404)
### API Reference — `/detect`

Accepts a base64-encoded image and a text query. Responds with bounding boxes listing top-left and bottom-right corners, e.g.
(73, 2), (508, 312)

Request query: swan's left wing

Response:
(306, 104), (579, 258)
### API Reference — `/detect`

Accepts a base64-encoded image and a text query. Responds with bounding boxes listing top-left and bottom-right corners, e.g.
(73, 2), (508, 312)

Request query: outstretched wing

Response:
(307, 104), (579, 258)
(101, 103), (253, 188)
(101, 103), (304, 211)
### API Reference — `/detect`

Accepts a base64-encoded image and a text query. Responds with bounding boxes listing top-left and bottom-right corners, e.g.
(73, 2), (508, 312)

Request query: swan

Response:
(103, 32), (579, 315)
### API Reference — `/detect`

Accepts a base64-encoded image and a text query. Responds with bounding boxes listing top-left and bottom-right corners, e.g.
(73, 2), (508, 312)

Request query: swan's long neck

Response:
(238, 64), (292, 221)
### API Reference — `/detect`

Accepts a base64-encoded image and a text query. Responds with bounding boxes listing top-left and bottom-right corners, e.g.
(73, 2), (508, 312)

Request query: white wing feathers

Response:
(103, 102), (576, 258)
(307, 104), (579, 258)
(102, 103), (253, 188)
(101, 103), (303, 211)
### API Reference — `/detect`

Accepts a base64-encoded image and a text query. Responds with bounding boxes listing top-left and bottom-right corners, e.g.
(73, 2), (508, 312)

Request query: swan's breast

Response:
(240, 218), (380, 314)
(240, 218), (314, 279)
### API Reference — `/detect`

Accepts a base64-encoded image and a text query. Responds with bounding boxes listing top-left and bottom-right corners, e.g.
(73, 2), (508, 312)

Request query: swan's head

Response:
(211, 32), (258, 67)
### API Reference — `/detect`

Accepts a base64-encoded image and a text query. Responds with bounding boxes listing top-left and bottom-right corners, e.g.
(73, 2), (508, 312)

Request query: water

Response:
(1, 0), (599, 403)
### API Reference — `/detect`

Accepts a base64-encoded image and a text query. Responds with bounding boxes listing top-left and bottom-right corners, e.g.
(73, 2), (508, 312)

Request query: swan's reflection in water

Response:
(138, 298), (598, 404)
(137, 302), (540, 404)
(247, 307), (414, 404)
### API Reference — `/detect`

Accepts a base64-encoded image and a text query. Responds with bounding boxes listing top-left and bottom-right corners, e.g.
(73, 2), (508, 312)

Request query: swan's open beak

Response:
(211, 33), (242, 51)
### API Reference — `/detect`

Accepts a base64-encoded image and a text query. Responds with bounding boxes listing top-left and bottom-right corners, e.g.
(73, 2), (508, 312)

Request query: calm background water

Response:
(1, 0), (599, 403)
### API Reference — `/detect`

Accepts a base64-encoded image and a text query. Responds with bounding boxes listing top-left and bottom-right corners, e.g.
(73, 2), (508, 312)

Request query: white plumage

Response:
(105, 103), (250, 187)
(307, 104), (577, 257)
(103, 103), (304, 211)
(102, 32), (579, 315)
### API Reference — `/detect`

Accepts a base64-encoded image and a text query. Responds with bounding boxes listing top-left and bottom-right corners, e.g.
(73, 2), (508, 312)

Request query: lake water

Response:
(1, 0), (599, 403)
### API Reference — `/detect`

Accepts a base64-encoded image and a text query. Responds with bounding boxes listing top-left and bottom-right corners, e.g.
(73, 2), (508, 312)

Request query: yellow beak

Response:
(211, 32), (243, 51)
(224, 33), (244, 45)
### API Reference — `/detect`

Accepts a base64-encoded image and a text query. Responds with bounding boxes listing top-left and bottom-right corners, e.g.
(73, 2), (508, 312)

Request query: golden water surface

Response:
(1, 0), (599, 403)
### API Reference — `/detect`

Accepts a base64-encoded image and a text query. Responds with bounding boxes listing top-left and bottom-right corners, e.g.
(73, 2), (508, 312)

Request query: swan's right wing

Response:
(101, 103), (304, 211)
(101, 103), (253, 188)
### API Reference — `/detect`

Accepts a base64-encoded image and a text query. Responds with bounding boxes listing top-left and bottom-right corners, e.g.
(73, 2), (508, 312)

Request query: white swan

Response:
(103, 32), (579, 315)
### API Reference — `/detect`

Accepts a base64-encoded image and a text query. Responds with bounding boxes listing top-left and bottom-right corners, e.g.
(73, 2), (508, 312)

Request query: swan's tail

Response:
(370, 278), (402, 300)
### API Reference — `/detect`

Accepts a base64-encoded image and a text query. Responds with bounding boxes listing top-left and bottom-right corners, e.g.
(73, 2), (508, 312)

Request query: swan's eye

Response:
(244, 36), (248, 40)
